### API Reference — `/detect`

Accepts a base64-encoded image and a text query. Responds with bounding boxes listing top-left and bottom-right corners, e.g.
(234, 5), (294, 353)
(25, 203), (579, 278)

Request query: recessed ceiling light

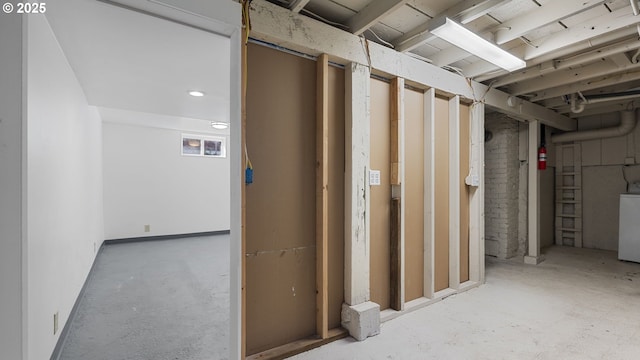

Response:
(188, 90), (205, 97)
(211, 121), (228, 130)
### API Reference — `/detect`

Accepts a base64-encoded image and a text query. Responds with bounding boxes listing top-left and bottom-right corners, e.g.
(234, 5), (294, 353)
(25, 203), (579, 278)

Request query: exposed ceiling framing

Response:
(267, 0), (640, 121)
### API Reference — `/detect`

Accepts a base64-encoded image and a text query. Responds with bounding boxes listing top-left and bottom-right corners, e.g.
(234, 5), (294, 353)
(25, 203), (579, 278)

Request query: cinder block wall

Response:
(484, 113), (520, 259)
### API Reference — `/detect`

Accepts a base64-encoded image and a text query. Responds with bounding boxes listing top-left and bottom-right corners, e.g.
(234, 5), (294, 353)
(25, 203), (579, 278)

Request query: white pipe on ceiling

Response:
(552, 109), (638, 143)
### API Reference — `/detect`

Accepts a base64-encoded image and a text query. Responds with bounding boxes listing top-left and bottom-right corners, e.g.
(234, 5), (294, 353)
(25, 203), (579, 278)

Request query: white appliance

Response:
(618, 193), (640, 263)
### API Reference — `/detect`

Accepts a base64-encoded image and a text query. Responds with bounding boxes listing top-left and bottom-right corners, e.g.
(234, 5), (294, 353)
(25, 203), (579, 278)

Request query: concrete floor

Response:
(58, 235), (230, 360)
(293, 245), (640, 360)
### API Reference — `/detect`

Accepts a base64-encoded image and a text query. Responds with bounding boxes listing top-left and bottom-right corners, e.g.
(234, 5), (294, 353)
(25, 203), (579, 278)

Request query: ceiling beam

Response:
(508, 59), (640, 96)
(465, 26), (639, 79)
(529, 70), (640, 102)
(402, 0), (603, 65)
(494, 0), (604, 44)
(289, 0), (310, 13)
(523, 6), (640, 60)
(491, 38), (640, 87)
(249, 0), (575, 130)
(347, 0), (409, 36)
(393, 0), (508, 53)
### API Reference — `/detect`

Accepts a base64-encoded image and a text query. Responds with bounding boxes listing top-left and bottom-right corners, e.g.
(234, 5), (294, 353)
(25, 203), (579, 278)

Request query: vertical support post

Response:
(448, 96), (461, 290)
(389, 77), (403, 311)
(525, 120), (544, 265)
(316, 54), (329, 339)
(234, 25), (247, 360)
(423, 89), (436, 299)
(342, 62), (379, 342)
(467, 102), (485, 283)
(344, 62), (371, 306)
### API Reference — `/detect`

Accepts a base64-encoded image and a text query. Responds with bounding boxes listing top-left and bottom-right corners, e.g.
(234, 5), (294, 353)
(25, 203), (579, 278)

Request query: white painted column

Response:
(0, 14), (26, 360)
(467, 102), (485, 283)
(525, 120), (544, 264)
(342, 62), (379, 341)
(448, 96), (461, 289)
(423, 89), (436, 298)
(229, 28), (243, 360)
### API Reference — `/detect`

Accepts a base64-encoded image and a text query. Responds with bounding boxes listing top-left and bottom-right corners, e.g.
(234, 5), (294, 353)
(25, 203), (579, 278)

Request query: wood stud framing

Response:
(390, 77), (403, 311)
(448, 96), (461, 291)
(316, 53), (329, 339)
(423, 88), (436, 300)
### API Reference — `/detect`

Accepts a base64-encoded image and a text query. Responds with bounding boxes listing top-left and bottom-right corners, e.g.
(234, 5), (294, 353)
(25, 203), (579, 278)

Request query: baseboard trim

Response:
(104, 230), (230, 245)
(50, 242), (105, 360)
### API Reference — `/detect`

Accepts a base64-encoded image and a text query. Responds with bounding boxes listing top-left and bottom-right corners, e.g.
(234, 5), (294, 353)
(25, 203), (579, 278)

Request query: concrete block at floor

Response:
(341, 301), (380, 341)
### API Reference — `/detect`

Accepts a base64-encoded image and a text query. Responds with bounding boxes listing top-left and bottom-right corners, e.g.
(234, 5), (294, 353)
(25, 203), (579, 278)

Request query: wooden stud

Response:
(468, 102), (485, 283)
(448, 96), (461, 290)
(316, 53), (329, 339)
(423, 89), (436, 299)
(246, 328), (348, 360)
(390, 78), (403, 185)
(390, 198), (402, 310)
(241, 27), (248, 360)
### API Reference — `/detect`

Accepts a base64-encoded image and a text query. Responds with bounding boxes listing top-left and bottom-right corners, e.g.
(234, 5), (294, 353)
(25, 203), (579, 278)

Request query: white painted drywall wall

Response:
(102, 120), (230, 239)
(0, 14), (25, 360)
(26, 14), (105, 360)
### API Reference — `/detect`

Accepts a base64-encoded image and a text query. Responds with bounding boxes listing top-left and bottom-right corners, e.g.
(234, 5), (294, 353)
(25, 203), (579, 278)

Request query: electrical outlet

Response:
(144, 224), (150, 232)
(53, 312), (58, 335)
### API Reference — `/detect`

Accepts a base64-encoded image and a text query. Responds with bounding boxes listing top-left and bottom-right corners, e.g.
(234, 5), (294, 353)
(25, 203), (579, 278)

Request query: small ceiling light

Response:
(429, 17), (526, 72)
(211, 121), (229, 130)
(188, 90), (205, 97)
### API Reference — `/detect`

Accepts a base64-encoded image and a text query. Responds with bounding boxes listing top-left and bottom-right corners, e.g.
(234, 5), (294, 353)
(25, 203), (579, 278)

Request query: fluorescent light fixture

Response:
(188, 90), (205, 97)
(211, 121), (228, 130)
(429, 17), (526, 72)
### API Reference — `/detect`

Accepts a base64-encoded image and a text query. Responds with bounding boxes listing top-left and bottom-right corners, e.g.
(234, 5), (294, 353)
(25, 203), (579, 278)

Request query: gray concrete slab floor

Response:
(58, 235), (230, 360)
(293, 245), (640, 360)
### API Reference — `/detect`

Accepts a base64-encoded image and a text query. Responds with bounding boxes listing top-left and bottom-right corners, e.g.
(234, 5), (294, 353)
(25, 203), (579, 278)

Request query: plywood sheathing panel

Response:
(245, 43), (317, 355)
(404, 88), (425, 302)
(434, 96), (450, 292)
(370, 78), (391, 310)
(459, 104), (470, 283)
(327, 65), (345, 329)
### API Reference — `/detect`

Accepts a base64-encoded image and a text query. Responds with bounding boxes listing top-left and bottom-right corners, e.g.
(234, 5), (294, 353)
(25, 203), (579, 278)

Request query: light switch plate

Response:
(369, 170), (381, 186)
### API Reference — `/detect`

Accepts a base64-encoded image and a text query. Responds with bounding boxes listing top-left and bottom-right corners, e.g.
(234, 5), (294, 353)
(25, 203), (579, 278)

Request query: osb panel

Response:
(459, 104), (470, 283)
(245, 249), (317, 355)
(370, 78), (391, 310)
(245, 43), (316, 354)
(327, 65), (345, 329)
(404, 88), (425, 302)
(434, 96), (450, 292)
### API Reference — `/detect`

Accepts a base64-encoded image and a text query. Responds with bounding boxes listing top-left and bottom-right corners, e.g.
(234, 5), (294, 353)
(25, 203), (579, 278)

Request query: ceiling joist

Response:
(347, 0), (409, 36)
(393, 0), (508, 53)
(288, 0), (310, 13)
(250, 0), (575, 130)
(530, 70), (640, 102)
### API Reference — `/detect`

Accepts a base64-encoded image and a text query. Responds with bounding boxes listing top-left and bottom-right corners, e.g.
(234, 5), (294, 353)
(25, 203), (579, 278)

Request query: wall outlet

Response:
(144, 224), (150, 232)
(369, 170), (381, 186)
(53, 312), (58, 335)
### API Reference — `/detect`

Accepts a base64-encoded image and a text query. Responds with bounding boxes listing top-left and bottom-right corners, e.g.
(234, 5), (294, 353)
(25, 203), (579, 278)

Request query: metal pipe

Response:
(570, 93), (585, 114)
(631, 0), (640, 16)
(552, 110), (638, 143)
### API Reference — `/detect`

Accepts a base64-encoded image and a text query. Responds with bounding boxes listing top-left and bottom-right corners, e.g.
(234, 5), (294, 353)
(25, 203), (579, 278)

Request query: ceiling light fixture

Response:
(211, 121), (229, 130)
(429, 17), (526, 72)
(188, 90), (205, 97)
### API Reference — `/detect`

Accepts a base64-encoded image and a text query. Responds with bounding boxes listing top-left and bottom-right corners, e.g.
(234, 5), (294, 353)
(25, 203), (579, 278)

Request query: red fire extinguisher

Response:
(538, 145), (547, 170)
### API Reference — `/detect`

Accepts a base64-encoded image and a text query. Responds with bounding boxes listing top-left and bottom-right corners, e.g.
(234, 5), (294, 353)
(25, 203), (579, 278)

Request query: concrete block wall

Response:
(484, 113), (521, 259)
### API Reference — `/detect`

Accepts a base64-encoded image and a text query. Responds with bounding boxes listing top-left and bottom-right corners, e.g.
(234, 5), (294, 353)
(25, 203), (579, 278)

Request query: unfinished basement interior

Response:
(2, 0), (640, 359)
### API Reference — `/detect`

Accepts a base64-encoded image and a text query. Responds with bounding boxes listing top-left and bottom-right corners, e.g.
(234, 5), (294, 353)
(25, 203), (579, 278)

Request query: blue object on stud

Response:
(245, 167), (253, 184)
